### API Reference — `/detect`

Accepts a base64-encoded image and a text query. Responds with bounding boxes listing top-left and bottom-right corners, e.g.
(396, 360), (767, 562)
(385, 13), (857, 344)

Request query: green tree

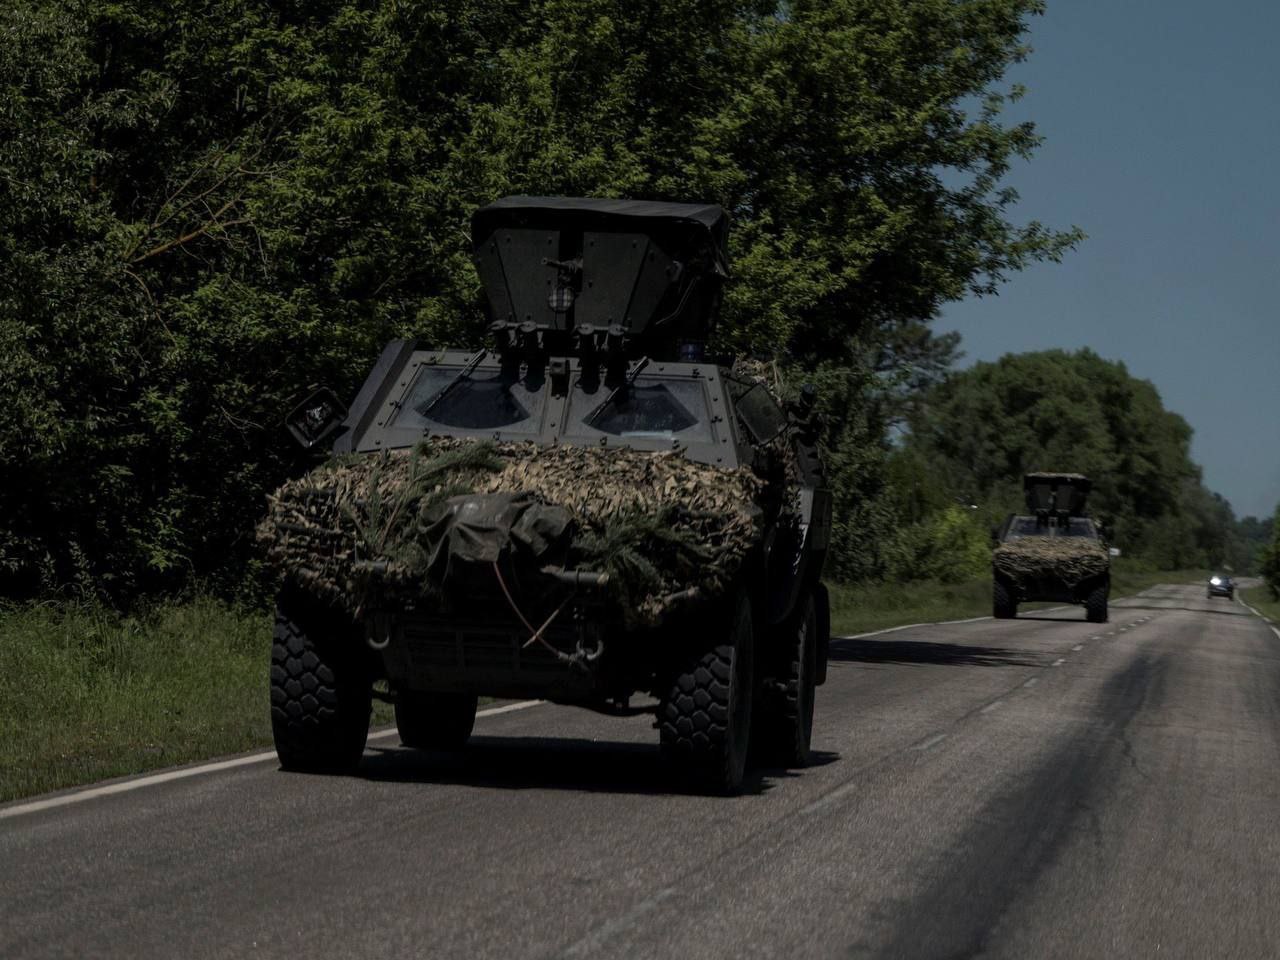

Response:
(1261, 510), (1280, 599)
(1, 0), (1076, 597)
(903, 349), (1226, 568)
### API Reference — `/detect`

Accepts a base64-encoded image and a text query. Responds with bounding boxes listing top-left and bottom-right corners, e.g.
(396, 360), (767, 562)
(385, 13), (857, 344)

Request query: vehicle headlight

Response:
(1210, 577), (1221, 585)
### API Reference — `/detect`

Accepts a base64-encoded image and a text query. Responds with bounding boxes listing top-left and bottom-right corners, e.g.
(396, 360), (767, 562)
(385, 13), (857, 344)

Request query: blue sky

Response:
(935, 0), (1280, 519)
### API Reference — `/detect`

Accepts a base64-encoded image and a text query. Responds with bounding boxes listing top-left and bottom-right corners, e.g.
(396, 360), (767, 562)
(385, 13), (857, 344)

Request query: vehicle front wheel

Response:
(659, 590), (755, 794)
(993, 579), (1017, 619)
(395, 692), (478, 750)
(1086, 583), (1109, 623)
(270, 595), (371, 773)
(755, 591), (817, 768)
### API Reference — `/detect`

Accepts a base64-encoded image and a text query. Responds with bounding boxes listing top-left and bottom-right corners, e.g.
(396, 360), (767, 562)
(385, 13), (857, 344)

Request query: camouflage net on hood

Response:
(258, 437), (770, 625)
(992, 537), (1109, 589)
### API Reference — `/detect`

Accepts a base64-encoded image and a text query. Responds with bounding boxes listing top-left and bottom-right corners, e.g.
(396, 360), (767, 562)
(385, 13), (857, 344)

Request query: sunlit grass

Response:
(1241, 584), (1280, 623)
(0, 598), (273, 803)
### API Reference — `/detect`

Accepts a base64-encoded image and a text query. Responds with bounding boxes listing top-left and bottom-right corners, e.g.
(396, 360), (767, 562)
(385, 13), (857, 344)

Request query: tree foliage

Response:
(1, 0), (1075, 596)
(900, 349), (1252, 573)
(1260, 512), (1280, 599)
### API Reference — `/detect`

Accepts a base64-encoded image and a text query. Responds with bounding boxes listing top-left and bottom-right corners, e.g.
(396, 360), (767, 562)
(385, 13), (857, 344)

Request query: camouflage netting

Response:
(992, 537), (1109, 589)
(258, 437), (775, 625)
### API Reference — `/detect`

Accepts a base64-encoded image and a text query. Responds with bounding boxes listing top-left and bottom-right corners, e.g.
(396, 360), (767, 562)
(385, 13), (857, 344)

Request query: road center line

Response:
(561, 887), (676, 958)
(802, 781), (861, 815)
(912, 733), (948, 751)
(1072, 644), (1084, 651)
(0, 699), (545, 821)
(980, 699), (1004, 714)
(1051, 658), (1065, 667)
(1022, 677), (1038, 688)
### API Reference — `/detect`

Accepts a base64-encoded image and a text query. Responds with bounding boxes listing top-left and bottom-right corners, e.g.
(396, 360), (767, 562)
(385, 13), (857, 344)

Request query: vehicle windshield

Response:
(1058, 518), (1098, 538)
(1004, 516), (1098, 540)
(566, 376), (713, 443)
(393, 366), (547, 435)
(1004, 517), (1046, 539)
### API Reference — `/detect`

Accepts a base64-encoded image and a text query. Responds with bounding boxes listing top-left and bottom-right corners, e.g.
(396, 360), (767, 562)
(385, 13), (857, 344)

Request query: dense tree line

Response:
(1, 0), (1075, 599)
(1262, 519), (1280, 598)
(889, 349), (1270, 580)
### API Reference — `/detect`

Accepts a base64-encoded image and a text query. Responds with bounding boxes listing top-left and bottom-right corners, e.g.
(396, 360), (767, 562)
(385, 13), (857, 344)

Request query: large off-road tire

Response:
(993, 579), (1017, 619)
(395, 692), (478, 750)
(270, 596), (371, 773)
(756, 591), (818, 768)
(1086, 583), (1109, 623)
(813, 581), (831, 687)
(659, 590), (755, 793)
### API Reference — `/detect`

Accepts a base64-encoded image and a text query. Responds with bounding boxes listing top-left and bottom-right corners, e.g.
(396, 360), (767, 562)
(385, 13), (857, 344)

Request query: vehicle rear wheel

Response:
(270, 595), (371, 773)
(756, 591), (817, 768)
(993, 579), (1017, 619)
(659, 590), (755, 794)
(395, 692), (478, 750)
(1086, 583), (1109, 623)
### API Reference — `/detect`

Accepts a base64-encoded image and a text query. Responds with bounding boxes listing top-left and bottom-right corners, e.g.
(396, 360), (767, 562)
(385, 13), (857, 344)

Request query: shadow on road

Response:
(1005, 615), (1086, 623)
(353, 736), (838, 797)
(1115, 603), (1251, 618)
(829, 637), (1041, 667)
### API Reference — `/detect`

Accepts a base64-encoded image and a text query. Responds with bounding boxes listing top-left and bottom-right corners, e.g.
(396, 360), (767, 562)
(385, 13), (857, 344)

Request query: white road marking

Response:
(1272, 626), (1280, 643)
(802, 781), (861, 815)
(1072, 644), (1084, 651)
(1022, 677), (1039, 688)
(912, 733), (948, 751)
(839, 615), (991, 640)
(561, 887), (676, 957)
(1052, 658), (1066, 667)
(0, 699), (545, 821)
(980, 699), (1004, 714)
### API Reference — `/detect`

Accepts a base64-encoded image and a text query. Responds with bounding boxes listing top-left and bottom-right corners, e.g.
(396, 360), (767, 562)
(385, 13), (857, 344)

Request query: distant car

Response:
(1207, 574), (1235, 599)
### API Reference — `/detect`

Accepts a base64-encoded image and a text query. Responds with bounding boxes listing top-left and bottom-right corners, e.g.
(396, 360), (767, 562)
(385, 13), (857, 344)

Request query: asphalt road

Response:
(3, 582), (1279, 959)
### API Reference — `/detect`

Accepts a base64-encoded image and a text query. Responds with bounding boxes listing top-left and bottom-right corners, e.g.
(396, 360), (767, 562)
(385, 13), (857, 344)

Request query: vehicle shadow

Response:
(829, 637), (1042, 668)
(1004, 614), (1085, 623)
(354, 735), (838, 797)
(1114, 603), (1252, 618)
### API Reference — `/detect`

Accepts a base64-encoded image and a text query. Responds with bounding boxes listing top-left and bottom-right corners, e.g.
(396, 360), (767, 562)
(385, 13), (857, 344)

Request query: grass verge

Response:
(0, 599), (401, 804)
(1241, 584), (1280, 623)
(0, 599), (272, 804)
(829, 562), (1206, 637)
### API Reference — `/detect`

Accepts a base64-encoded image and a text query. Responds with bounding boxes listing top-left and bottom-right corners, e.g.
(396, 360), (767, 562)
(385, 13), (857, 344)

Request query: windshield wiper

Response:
(585, 355), (650, 427)
(419, 349), (488, 417)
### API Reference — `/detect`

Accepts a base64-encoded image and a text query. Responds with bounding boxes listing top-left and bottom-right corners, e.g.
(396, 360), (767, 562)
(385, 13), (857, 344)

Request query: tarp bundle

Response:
(258, 437), (769, 624)
(992, 536), (1109, 589)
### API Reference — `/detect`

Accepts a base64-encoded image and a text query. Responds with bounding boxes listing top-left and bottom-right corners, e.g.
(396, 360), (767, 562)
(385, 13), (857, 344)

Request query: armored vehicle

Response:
(262, 197), (833, 792)
(991, 473), (1110, 623)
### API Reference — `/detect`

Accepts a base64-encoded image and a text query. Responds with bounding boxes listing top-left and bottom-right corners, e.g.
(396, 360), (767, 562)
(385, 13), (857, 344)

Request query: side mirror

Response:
(285, 387), (347, 450)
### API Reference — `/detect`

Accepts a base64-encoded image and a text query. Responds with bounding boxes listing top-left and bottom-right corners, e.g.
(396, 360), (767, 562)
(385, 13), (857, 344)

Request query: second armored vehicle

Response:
(991, 473), (1111, 623)
(262, 197), (832, 792)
